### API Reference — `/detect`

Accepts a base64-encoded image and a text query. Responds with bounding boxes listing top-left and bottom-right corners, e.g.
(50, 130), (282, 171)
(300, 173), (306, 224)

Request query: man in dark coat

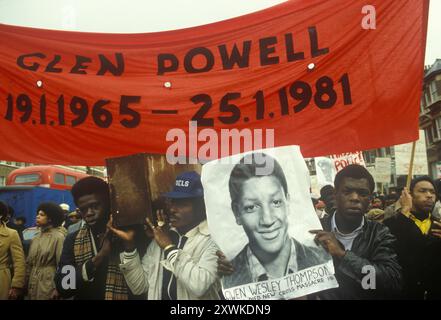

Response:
(384, 176), (441, 299)
(311, 165), (402, 299)
(54, 177), (133, 300)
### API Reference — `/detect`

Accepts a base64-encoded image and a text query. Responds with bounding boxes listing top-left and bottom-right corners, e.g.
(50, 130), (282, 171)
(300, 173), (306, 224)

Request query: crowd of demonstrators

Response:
(218, 165), (403, 299)
(1, 165), (441, 300)
(110, 171), (221, 300)
(26, 203), (65, 300)
(1, 172), (222, 301)
(0, 201), (26, 300)
(309, 174), (441, 300)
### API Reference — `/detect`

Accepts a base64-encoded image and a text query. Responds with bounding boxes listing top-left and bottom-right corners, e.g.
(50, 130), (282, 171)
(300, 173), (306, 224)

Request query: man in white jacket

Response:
(109, 171), (221, 300)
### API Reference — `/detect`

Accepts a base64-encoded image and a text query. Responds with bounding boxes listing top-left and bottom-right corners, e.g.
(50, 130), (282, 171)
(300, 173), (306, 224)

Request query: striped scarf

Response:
(74, 225), (129, 300)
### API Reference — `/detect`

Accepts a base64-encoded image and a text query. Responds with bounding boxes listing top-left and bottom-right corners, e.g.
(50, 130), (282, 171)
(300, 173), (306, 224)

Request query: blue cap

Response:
(163, 171), (204, 199)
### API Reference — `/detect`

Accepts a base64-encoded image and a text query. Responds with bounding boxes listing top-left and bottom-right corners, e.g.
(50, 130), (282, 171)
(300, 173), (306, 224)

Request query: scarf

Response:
(73, 224), (129, 300)
(409, 212), (432, 235)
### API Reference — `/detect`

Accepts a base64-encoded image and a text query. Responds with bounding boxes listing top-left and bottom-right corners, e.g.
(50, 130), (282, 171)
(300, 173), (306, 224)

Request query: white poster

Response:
(202, 146), (338, 300)
(365, 166), (378, 192)
(395, 130), (428, 175)
(315, 157), (335, 188)
(310, 175), (320, 198)
(330, 152), (366, 173)
(375, 157), (391, 184)
(436, 162), (441, 179)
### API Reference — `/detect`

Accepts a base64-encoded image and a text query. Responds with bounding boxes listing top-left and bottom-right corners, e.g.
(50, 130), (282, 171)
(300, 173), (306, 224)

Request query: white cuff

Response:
(120, 249), (138, 264)
(82, 263), (94, 282)
(166, 249), (179, 267)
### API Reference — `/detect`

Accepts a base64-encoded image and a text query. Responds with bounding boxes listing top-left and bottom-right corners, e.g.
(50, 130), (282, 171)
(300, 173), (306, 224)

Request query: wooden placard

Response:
(106, 153), (201, 227)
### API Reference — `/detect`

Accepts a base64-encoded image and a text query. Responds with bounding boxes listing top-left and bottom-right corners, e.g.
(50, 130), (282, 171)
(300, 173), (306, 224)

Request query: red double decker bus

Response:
(6, 165), (89, 190)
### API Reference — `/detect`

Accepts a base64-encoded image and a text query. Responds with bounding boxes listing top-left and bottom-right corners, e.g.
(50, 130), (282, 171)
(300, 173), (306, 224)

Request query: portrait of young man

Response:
(202, 146), (337, 299)
(222, 152), (329, 289)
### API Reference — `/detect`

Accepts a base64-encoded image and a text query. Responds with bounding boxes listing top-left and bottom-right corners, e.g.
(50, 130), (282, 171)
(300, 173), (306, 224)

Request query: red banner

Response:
(0, 0), (429, 165)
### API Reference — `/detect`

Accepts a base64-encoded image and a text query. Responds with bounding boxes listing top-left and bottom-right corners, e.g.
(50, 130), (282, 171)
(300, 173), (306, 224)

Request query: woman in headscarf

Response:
(0, 201), (26, 300)
(26, 202), (66, 300)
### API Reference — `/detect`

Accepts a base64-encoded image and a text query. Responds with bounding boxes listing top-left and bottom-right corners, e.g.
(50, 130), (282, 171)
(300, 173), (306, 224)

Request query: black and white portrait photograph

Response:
(202, 146), (338, 300)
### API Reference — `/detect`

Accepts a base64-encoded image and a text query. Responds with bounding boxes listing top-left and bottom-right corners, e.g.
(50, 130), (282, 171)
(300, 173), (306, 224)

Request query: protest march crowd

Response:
(1, 162), (441, 300)
(0, 0), (436, 304)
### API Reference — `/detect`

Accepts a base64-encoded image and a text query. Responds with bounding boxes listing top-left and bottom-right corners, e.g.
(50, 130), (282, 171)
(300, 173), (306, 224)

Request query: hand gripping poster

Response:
(201, 146), (338, 300)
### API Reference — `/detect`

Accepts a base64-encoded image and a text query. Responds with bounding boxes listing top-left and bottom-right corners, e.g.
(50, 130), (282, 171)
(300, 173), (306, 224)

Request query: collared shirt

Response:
(246, 238), (297, 282)
(331, 213), (364, 251)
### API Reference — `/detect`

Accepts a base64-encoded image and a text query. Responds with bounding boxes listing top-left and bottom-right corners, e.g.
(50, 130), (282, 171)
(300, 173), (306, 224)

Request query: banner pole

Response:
(406, 141), (417, 189)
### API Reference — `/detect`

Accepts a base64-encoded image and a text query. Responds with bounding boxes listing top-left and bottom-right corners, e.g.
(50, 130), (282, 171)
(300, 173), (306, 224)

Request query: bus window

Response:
(66, 175), (76, 186)
(54, 173), (65, 185)
(7, 165), (90, 190)
(14, 174), (41, 184)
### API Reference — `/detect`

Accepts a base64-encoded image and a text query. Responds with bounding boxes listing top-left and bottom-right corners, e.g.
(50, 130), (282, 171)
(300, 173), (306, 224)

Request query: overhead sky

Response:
(425, 0), (441, 65)
(0, 0), (439, 65)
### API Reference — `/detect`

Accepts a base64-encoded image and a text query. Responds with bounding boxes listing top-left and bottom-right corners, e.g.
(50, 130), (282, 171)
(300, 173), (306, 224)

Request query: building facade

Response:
(421, 59), (441, 179)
